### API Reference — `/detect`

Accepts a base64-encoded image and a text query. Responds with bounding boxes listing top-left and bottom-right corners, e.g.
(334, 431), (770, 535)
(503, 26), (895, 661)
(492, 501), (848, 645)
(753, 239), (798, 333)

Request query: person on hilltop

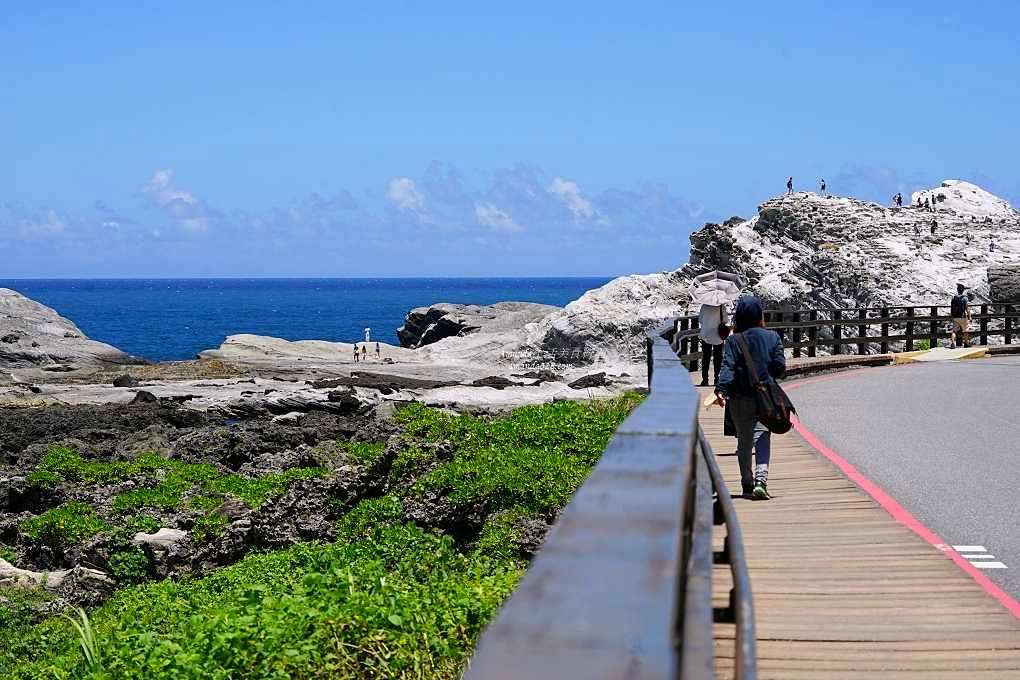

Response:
(894, 192), (903, 208)
(361, 344), (368, 361)
(923, 197), (931, 211)
(786, 177), (794, 194)
(930, 219), (937, 236)
(353, 344), (360, 363)
(949, 284), (972, 349)
(820, 178), (826, 194)
(697, 301), (730, 387)
(714, 296), (786, 500)
(375, 342), (380, 359)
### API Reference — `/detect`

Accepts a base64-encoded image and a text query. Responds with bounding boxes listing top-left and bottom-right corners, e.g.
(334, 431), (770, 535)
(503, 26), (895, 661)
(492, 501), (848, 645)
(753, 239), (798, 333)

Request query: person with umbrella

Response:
(689, 271), (744, 387)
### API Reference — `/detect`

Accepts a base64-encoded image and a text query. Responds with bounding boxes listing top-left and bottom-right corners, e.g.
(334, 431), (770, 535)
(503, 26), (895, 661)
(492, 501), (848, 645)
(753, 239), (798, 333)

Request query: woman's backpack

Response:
(733, 333), (796, 434)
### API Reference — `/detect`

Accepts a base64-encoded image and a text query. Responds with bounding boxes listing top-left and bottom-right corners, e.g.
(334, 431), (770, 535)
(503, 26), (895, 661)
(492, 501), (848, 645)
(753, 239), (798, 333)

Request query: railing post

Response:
(808, 310), (818, 357)
(679, 318), (690, 369)
(1006, 305), (1013, 345)
(833, 309), (842, 355)
(930, 305), (939, 349)
(857, 307), (867, 355)
(792, 311), (802, 358)
(905, 307), (915, 351)
(980, 304), (989, 346)
(880, 307), (889, 354)
(690, 316), (700, 373)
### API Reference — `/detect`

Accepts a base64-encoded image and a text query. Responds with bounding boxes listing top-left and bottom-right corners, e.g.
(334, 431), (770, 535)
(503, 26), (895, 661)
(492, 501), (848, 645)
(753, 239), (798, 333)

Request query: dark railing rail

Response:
(672, 303), (1019, 369)
(465, 325), (756, 679)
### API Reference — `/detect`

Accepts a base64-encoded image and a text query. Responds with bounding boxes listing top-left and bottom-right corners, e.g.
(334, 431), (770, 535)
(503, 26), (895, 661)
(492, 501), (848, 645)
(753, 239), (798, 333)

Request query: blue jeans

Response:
(729, 394), (771, 486)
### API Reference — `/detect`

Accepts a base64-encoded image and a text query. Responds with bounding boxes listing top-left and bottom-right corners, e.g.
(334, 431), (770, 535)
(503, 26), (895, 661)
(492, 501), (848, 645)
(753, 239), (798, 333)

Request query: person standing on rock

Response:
(697, 302), (730, 387)
(353, 344), (360, 363)
(714, 296), (786, 500)
(930, 219), (937, 237)
(375, 342), (380, 360)
(894, 192), (903, 208)
(361, 344), (368, 361)
(786, 177), (793, 194)
(950, 284), (971, 349)
(820, 179), (826, 194)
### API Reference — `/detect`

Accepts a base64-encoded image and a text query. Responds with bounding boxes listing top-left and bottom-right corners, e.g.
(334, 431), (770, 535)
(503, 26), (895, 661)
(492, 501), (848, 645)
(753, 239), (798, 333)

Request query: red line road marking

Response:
(793, 415), (1020, 619)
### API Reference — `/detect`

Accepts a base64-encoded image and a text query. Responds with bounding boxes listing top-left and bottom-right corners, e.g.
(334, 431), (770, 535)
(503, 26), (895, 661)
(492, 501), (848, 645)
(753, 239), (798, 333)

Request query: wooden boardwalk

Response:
(698, 386), (1020, 679)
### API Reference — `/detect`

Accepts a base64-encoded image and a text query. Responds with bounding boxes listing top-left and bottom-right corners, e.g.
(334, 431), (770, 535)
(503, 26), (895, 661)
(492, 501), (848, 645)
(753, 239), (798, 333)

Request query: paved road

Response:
(789, 356), (1020, 600)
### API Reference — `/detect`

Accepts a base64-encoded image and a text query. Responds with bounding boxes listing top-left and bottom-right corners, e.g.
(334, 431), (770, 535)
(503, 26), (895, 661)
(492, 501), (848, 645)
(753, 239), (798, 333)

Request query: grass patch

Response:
(20, 502), (110, 549)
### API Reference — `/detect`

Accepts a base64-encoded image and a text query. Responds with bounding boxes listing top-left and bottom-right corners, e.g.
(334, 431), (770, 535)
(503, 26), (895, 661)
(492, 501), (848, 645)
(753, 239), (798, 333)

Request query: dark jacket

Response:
(716, 326), (786, 398)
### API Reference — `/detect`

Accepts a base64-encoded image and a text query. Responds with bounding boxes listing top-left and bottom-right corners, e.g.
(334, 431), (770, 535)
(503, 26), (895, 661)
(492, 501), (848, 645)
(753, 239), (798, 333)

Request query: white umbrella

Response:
(688, 271), (745, 306)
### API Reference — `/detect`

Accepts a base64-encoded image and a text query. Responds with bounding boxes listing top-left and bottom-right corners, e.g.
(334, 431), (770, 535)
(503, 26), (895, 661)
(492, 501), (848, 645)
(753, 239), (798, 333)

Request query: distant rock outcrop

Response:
(397, 302), (558, 348)
(0, 288), (142, 369)
(682, 180), (1020, 309)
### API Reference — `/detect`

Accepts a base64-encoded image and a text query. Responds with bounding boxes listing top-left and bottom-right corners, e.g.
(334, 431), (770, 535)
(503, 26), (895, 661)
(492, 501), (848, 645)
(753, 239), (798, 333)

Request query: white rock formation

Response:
(0, 558), (112, 591)
(0, 288), (140, 369)
(132, 528), (189, 549)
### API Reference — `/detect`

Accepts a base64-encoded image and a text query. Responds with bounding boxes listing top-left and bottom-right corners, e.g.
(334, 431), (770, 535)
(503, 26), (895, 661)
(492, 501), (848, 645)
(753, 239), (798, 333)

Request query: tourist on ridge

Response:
(923, 197), (930, 211)
(697, 302), (730, 387)
(714, 296), (786, 500)
(894, 192), (903, 208)
(950, 284), (971, 349)
(375, 342), (380, 359)
(353, 344), (360, 363)
(786, 177), (793, 194)
(361, 344), (368, 360)
(820, 178), (826, 194)
(930, 219), (937, 236)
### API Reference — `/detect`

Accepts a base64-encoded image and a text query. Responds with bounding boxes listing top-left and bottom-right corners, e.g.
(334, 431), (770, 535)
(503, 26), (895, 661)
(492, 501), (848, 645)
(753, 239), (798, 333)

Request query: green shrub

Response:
(916, 339), (931, 351)
(0, 545), (17, 563)
(108, 547), (149, 584)
(21, 502), (110, 548)
(122, 514), (161, 535)
(203, 467), (325, 508)
(25, 469), (61, 488)
(191, 512), (229, 543)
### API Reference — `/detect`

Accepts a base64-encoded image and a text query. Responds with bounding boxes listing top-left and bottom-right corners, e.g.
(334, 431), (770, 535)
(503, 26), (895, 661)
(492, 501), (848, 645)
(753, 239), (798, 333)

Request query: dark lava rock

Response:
(1, 333), (19, 344)
(471, 376), (521, 390)
(511, 369), (562, 383)
(113, 374), (139, 388)
(130, 390), (158, 404)
(311, 372), (459, 391)
(568, 372), (609, 389)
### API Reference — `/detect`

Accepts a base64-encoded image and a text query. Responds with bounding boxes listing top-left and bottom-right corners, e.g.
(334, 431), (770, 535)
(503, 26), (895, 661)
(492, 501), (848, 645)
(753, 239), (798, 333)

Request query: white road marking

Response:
(971, 561), (1008, 569)
(963, 554), (997, 560)
(952, 545), (986, 552)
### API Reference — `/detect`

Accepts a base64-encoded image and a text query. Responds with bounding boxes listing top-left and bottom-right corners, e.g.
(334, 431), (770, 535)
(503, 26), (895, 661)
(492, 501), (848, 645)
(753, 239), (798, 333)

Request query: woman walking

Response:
(714, 296), (786, 499)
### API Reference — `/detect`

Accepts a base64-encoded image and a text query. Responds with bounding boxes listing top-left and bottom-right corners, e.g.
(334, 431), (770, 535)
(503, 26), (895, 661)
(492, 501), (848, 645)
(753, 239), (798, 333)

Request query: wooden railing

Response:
(671, 304), (1019, 369)
(465, 323), (756, 680)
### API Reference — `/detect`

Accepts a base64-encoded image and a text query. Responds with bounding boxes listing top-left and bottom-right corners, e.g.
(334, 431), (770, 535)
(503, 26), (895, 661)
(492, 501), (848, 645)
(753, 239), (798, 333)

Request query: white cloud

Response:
(144, 168), (197, 208)
(475, 203), (522, 232)
(386, 177), (424, 212)
(18, 210), (65, 238)
(548, 177), (596, 220)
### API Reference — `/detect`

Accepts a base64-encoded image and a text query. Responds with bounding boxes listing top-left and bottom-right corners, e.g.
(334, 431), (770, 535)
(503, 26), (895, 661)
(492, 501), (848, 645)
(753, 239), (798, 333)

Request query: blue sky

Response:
(3, 1), (1018, 277)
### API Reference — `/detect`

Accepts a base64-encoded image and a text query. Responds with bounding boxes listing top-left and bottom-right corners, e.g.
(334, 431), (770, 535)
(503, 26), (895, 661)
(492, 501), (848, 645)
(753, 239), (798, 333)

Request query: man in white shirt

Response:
(698, 303), (729, 386)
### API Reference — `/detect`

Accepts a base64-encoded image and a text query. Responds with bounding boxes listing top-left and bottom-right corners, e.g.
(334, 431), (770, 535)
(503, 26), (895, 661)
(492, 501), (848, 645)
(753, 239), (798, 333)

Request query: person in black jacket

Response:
(714, 296), (786, 499)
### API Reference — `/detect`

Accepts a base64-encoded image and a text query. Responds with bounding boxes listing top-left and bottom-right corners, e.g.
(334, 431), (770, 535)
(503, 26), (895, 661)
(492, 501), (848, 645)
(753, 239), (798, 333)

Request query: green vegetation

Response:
(107, 548), (149, 585)
(191, 512), (229, 543)
(25, 469), (61, 488)
(20, 502), (110, 549)
(32, 446), (326, 515)
(3, 395), (642, 679)
(916, 339), (931, 351)
(0, 546), (16, 563)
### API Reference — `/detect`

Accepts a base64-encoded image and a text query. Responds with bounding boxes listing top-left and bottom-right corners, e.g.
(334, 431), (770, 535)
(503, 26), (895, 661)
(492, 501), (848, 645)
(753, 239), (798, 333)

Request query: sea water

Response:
(0, 278), (611, 362)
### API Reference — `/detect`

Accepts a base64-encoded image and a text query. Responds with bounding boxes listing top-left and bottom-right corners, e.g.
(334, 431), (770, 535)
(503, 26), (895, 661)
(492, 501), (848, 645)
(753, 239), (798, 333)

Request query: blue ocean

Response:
(0, 278), (611, 362)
